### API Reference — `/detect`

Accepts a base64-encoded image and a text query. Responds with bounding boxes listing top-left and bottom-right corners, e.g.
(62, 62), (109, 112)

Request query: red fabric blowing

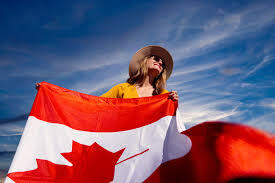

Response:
(145, 122), (275, 183)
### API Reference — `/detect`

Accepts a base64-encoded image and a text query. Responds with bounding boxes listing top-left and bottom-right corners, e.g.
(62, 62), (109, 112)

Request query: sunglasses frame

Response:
(150, 55), (166, 69)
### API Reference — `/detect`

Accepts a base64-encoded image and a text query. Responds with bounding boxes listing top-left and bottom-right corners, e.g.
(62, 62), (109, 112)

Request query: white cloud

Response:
(67, 50), (130, 72)
(72, 72), (128, 94)
(0, 133), (22, 137)
(238, 4), (275, 32)
(172, 12), (241, 61)
(170, 2), (275, 61)
(245, 55), (274, 77)
(169, 75), (234, 96)
(246, 112), (275, 134)
(173, 32), (231, 61)
(179, 95), (241, 126)
(6, 46), (131, 78)
(0, 144), (17, 152)
(172, 60), (225, 77)
(240, 82), (254, 88)
(258, 98), (275, 109)
(219, 67), (241, 76)
(0, 123), (24, 136)
(167, 72), (213, 87)
(239, 82), (274, 89)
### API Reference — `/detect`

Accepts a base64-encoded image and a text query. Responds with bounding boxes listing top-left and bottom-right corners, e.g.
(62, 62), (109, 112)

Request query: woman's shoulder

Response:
(113, 83), (133, 89)
(160, 89), (169, 94)
(100, 83), (134, 98)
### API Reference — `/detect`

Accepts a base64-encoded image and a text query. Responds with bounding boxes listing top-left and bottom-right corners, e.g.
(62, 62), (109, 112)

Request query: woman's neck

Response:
(135, 75), (155, 97)
(136, 70), (158, 88)
(142, 75), (154, 87)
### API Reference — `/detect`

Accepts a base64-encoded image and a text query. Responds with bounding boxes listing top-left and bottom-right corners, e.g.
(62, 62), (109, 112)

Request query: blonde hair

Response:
(127, 56), (167, 95)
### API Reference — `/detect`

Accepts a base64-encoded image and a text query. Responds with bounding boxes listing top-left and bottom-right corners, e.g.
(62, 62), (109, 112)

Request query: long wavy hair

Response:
(127, 56), (167, 95)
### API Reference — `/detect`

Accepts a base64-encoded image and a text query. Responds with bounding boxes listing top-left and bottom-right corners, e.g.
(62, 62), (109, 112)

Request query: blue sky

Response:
(0, 0), (275, 176)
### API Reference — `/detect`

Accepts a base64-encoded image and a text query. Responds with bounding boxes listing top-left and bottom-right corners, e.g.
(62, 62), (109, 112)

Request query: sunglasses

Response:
(151, 55), (166, 68)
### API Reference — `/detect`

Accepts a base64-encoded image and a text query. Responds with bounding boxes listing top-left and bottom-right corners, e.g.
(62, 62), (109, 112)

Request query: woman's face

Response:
(147, 55), (165, 75)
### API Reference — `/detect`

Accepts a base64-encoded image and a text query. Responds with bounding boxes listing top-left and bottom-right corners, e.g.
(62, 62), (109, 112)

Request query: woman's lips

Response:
(154, 63), (161, 69)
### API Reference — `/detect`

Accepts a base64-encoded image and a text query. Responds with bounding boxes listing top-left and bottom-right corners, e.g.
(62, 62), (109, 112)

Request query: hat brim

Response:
(129, 45), (173, 79)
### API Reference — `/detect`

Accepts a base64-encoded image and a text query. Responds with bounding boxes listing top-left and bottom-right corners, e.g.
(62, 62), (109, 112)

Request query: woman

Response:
(101, 45), (178, 100)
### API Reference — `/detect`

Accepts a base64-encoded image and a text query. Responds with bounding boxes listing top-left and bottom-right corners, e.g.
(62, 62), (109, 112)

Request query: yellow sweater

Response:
(101, 83), (169, 98)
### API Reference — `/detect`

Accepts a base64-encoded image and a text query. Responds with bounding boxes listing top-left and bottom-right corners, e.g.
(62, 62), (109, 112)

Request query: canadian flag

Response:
(5, 82), (190, 183)
(5, 82), (275, 183)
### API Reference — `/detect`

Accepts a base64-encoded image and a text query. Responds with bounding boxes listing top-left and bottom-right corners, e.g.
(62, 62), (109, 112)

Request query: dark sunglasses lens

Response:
(153, 56), (161, 62)
(152, 55), (166, 68)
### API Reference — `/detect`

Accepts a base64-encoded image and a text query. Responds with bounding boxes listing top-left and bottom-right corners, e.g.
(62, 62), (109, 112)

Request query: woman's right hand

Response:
(168, 91), (179, 101)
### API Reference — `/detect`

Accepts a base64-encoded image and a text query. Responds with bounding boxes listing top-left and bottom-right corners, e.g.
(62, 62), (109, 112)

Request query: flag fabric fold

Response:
(5, 82), (275, 183)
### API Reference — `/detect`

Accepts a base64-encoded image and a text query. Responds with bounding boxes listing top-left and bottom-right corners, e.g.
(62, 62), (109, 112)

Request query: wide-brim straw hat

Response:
(129, 45), (173, 79)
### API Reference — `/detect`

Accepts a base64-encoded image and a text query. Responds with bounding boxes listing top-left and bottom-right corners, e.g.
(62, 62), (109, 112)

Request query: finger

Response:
(170, 93), (176, 98)
(171, 91), (178, 97)
(35, 83), (41, 89)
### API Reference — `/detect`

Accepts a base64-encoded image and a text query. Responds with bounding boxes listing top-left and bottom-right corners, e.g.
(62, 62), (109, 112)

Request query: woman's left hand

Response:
(169, 91), (179, 101)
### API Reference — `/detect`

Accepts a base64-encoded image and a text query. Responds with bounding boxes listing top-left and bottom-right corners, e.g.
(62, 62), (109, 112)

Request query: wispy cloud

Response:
(246, 112), (275, 134)
(0, 144), (17, 152)
(172, 13), (241, 60)
(238, 3), (275, 32)
(168, 72), (213, 87)
(258, 98), (275, 109)
(0, 123), (25, 136)
(0, 114), (28, 125)
(173, 32), (232, 61)
(239, 82), (274, 89)
(179, 97), (241, 125)
(240, 82), (254, 88)
(170, 76), (234, 96)
(2, 42), (132, 79)
(72, 72), (128, 94)
(64, 50), (131, 72)
(170, 2), (275, 61)
(219, 67), (241, 76)
(0, 134), (22, 137)
(42, 1), (94, 30)
(172, 60), (225, 77)
(245, 55), (274, 77)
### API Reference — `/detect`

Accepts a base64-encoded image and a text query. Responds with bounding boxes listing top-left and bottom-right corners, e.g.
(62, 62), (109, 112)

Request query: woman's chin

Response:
(148, 68), (161, 76)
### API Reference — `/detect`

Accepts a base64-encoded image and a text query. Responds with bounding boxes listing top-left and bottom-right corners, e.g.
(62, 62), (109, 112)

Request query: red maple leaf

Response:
(8, 141), (125, 183)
